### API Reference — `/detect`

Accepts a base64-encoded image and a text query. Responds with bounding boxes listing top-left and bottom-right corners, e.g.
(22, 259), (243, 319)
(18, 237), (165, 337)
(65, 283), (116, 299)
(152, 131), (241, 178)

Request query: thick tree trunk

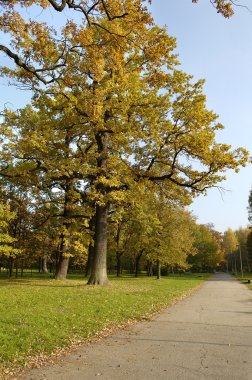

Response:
(87, 204), (109, 285)
(87, 128), (110, 285)
(157, 259), (161, 280)
(55, 256), (69, 280)
(55, 233), (70, 280)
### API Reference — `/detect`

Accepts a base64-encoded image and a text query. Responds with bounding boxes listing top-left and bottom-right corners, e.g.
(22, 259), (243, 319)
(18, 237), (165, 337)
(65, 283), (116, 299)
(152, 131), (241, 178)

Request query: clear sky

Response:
(0, 0), (251, 233)
(150, 0), (252, 232)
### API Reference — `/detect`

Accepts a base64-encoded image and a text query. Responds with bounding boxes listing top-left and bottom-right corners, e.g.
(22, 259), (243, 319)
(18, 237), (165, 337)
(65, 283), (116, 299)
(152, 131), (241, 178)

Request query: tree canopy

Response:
(0, 0), (249, 284)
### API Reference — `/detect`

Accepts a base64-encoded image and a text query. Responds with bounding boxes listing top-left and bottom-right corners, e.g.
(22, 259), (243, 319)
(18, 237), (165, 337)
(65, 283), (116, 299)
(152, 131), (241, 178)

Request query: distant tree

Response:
(235, 227), (250, 273)
(0, 202), (20, 276)
(223, 228), (238, 273)
(247, 231), (252, 271)
(188, 224), (221, 272)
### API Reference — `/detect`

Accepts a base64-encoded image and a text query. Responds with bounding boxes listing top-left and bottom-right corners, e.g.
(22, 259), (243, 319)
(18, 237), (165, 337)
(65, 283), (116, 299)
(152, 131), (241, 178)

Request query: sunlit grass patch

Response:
(0, 273), (208, 376)
(235, 273), (252, 289)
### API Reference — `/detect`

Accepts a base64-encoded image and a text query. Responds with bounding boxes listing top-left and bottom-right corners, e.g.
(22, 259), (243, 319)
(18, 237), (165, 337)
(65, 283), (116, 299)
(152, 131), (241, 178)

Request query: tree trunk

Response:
(15, 259), (18, 278)
(21, 259), (24, 277)
(85, 243), (94, 278)
(157, 259), (161, 279)
(246, 257), (251, 273)
(87, 204), (109, 285)
(55, 255), (69, 280)
(135, 252), (142, 278)
(85, 215), (96, 277)
(87, 128), (110, 285)
(115, 222), (123, 277)
(38, 257), (42, 273)
(55, 232), (70, 280)
(234, 253), (237, 274)
(147, 261), (153, 276)
(116, 251), (123, 277)
(9, 257), (14, 278)
(55, 179), (73, 280)
(42, 255), (49, 273)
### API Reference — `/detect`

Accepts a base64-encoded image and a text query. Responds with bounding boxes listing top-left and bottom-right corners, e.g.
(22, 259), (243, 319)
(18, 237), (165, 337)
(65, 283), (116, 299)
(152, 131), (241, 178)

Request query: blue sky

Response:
(0, 0), (251, 233)
(150, 0), (252, 232)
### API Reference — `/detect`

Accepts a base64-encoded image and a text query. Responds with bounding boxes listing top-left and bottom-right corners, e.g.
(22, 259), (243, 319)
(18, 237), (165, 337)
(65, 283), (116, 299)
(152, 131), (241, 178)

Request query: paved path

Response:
(22, 273), (252, 380)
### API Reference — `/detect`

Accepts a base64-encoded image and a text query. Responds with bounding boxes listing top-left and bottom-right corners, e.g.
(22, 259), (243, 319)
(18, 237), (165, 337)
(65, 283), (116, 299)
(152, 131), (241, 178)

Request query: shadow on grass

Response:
(0, 271), (209, 288)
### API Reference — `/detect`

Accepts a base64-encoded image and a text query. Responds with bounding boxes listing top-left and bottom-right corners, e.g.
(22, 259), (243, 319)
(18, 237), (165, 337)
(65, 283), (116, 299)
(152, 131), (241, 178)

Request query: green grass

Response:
(235, 272), (252, 290)
(0, 273), (208, 376)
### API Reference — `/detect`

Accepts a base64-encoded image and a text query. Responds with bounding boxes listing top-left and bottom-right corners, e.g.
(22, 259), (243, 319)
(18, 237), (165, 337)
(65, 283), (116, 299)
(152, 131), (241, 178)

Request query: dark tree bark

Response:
(38, 257), (42, 273)
(21, 258), (24, 277)
(147, 260), (153, 276)
(85, 242), (94, 278)
(85, 215), (96, 277)
(116, 222), (123, 277)
(157, 259), (161, 280)
(8, 257), (14, 278)
(135, 252), (143, 278)
(234, 253), (237, 275)
(87, 204), (109, 285)
(116, 251), (123, 277)
(246, 257), (251, 273)
(15, 259), (18, 278)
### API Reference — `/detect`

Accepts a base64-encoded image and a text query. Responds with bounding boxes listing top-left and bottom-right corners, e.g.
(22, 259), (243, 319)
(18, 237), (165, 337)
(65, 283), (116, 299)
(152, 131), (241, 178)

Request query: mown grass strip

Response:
(0, 273), (208, 377)
(235, 272), (252, 289)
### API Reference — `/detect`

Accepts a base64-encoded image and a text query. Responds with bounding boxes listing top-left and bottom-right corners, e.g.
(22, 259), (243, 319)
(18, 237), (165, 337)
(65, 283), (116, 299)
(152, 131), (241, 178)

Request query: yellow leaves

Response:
(0, 203), (19, 257)
(192, 0), (234, 18)
(0, 0), (249, 224)
(78, 28), (94, 46)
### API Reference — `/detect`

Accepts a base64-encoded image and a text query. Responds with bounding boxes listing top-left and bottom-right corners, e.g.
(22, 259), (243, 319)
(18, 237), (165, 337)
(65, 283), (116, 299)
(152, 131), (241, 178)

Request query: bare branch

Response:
(47, 0), (67, 12)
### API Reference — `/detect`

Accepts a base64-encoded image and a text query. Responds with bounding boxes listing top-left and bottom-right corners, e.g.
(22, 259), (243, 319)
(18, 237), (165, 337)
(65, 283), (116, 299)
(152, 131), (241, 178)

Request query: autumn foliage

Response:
(0, 0), (248, 283)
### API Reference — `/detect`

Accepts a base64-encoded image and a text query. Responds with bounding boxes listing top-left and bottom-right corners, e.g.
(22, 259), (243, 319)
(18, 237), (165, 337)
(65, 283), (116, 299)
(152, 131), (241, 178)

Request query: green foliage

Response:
(247, 231), (252, 264)
(0, 0), (248, 283)
(188, 224), (221, 271)
(223, 228), (238, 255)
(0, 203), (19, 257)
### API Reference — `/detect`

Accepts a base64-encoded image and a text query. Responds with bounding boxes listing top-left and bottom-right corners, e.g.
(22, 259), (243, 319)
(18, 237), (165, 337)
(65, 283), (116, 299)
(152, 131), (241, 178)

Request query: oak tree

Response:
(0, 0), (248, 285)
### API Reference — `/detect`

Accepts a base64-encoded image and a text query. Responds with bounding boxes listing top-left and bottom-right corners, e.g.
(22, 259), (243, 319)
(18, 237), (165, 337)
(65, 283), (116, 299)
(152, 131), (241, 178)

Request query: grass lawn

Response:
(235, 273), (252, 290)
(0, 272), (208, 377)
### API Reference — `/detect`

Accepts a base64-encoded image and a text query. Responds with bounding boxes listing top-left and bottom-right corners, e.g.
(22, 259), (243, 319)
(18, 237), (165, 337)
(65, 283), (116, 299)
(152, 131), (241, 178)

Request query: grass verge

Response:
(235, 273), (252, 290)
(0, 273), (208, 378)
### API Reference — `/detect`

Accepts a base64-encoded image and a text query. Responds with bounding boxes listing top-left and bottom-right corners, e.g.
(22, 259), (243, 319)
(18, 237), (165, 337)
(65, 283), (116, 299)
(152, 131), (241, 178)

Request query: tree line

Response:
(0, 0), (248, 284)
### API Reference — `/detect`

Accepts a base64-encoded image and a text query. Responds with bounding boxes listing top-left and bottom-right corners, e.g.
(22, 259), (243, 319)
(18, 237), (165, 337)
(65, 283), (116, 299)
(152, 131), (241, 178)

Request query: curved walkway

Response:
(23, 273), (252, 380)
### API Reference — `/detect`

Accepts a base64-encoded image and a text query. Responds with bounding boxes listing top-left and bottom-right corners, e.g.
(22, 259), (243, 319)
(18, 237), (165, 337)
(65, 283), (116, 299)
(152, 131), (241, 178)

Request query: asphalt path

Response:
(22, 273), (252, 380)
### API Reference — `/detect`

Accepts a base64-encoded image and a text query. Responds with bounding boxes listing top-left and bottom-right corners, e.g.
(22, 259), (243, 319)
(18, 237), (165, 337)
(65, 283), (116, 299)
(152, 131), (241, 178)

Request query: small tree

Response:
(0, 203), (20, 276)
(223, 228), (238, 273)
